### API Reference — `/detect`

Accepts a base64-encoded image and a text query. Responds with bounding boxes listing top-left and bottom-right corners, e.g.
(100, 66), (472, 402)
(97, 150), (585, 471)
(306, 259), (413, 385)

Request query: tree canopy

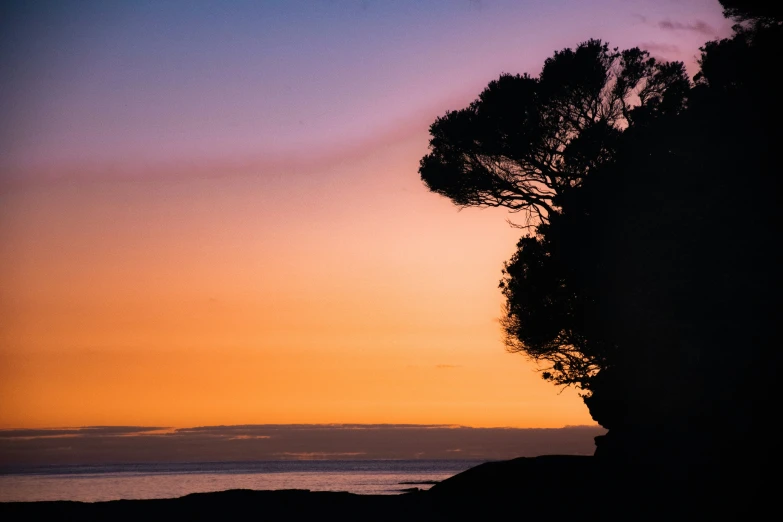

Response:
(419, 20), (781, 448)
(420, 40), (689, 400)
(719, 0), (783, 24)
(419, 39), (689, 229)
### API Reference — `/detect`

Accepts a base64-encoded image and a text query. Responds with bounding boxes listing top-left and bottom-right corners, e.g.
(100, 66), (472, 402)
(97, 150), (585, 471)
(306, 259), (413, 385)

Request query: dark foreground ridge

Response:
(0, 455), (769, 521)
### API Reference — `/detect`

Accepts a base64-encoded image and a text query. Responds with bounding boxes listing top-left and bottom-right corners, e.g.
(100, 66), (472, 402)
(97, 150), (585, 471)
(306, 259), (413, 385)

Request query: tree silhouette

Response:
(419, 39), (689, 229)
(420, 20), (782, 460)
(420, 40), (689, 410)
(719, 0), (783, 25)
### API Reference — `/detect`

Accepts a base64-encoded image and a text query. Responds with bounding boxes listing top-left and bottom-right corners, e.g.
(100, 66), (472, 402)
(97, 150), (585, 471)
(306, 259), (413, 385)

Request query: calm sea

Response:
(0, 460), (482, 502)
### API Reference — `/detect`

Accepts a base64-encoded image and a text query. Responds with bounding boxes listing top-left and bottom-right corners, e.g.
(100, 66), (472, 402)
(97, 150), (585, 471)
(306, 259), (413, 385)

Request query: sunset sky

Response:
(0, 0), (730, 430)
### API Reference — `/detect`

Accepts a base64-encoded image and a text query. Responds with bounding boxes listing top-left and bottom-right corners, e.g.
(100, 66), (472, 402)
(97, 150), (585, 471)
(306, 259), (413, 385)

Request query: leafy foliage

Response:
(419, 40), (688, 229)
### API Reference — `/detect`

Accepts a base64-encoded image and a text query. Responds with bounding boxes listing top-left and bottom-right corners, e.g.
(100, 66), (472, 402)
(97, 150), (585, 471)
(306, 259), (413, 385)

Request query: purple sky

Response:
(1, 0), (729, 184)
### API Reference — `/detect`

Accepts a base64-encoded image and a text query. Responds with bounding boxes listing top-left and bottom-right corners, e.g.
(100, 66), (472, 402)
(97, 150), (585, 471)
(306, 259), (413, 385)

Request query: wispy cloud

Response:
(273, 452), (367, 459)
(658, 19), (716, 36)
(639, 42), (681, 55)
(0, 103), (438, 189)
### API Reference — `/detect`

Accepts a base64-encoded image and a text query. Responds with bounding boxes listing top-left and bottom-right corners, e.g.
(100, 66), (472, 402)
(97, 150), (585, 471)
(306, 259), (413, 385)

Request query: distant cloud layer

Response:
(0, 426), (167, 439)
(0, 424), (604, 468)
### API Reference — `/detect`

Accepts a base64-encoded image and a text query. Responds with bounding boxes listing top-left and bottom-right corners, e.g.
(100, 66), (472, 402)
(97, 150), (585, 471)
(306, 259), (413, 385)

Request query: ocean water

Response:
(0, 460), (482, 502)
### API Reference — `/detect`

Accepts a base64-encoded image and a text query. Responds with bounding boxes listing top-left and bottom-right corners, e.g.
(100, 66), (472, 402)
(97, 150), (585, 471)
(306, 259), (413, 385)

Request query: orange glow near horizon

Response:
(0, 136), (593, 429)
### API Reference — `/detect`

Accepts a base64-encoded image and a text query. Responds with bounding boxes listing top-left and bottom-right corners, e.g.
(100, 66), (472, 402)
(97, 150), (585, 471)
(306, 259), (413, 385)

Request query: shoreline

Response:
(0, 454), (765, 520)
